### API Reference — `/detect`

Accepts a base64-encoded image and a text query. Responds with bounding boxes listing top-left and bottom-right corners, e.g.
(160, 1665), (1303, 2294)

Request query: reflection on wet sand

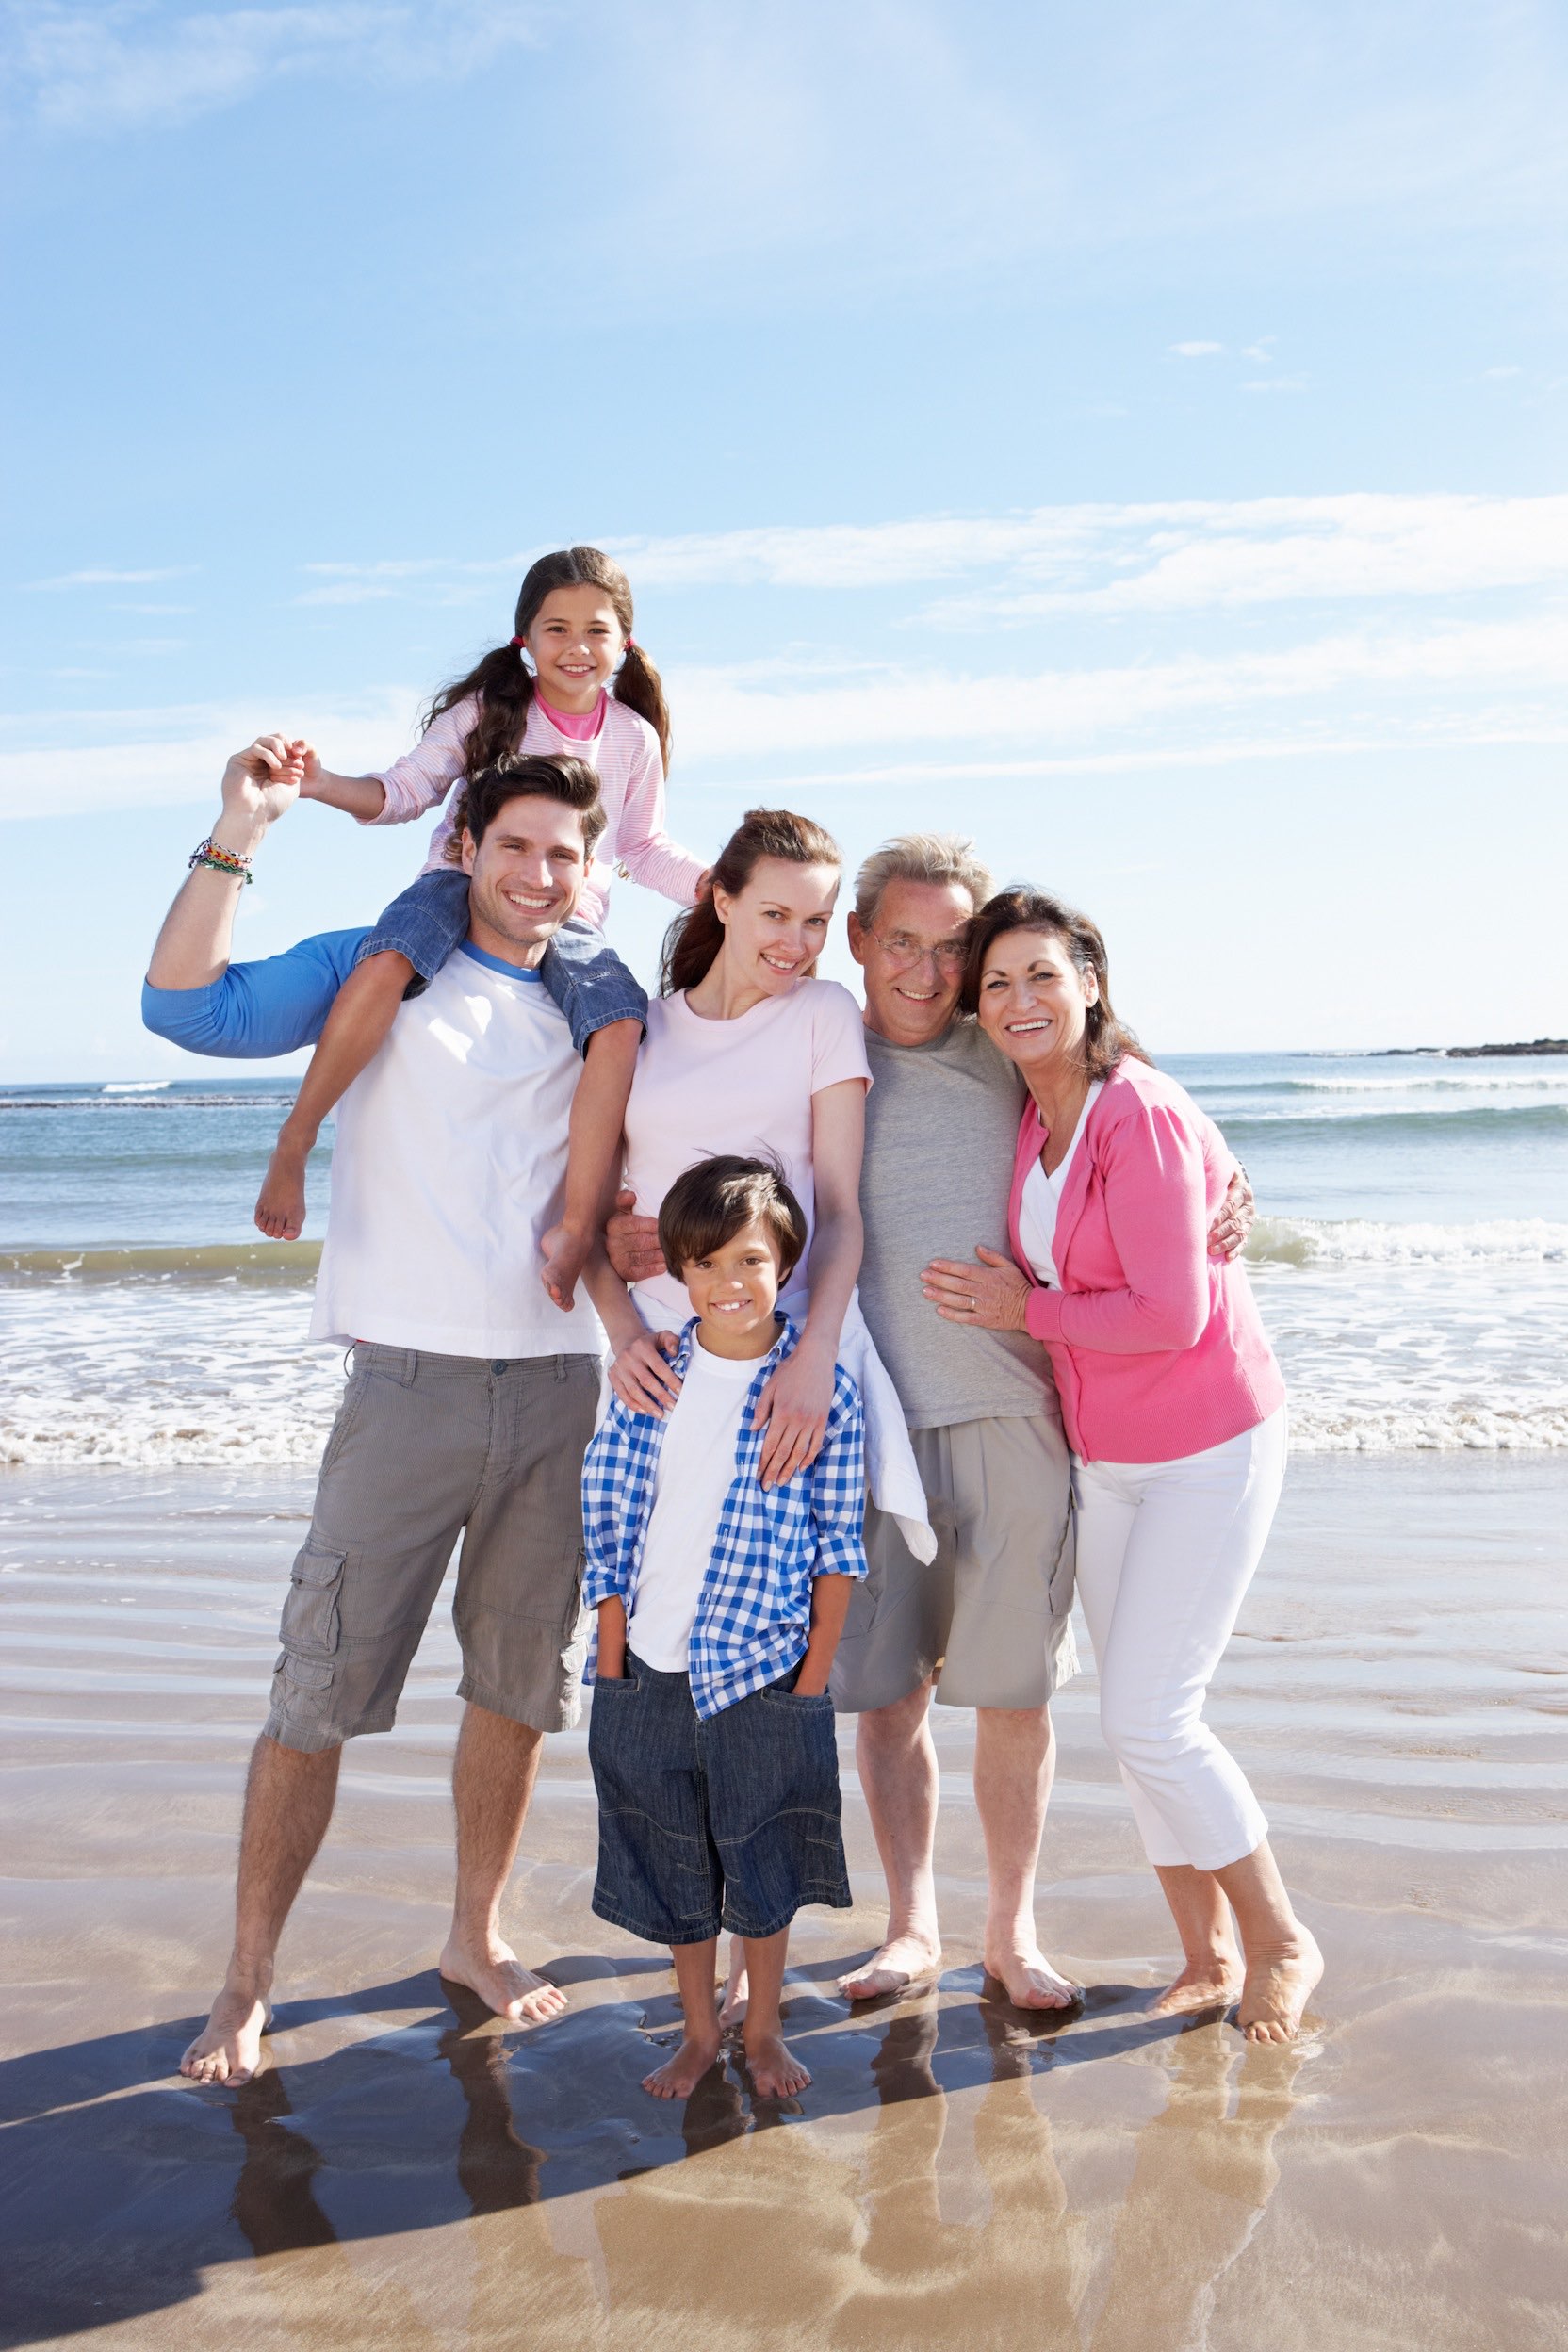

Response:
(210, 1977), (1297, 2352)
(5, 1457), (1566, 2346)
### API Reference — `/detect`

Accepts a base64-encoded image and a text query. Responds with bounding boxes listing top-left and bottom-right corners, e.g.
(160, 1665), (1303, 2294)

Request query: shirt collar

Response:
(670, 1313), (797, 1382)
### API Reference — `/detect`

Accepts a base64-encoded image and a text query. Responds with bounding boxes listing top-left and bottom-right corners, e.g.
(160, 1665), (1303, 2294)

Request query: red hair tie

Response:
(509, 633), (527, 647)
(625, 636), (637, 652)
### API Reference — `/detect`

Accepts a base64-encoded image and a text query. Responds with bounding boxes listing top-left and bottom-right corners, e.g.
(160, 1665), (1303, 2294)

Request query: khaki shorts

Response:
(265, 1344), (600, 1753)
(831, 1413), (1077, 1714)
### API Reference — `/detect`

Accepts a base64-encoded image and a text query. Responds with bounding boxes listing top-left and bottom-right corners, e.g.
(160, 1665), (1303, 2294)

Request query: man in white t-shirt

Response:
(143, 736), (640, 2085)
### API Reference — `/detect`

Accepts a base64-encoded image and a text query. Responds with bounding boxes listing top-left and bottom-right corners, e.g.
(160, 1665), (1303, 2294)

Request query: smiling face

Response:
(713, 856), (841, 997)
(678, 1216), (785, 1358)
(974, 927), (1099, 1081)
(460, 791), (589, 963)
(848, 876), (977, 1048)
(520, 584), (626, 711)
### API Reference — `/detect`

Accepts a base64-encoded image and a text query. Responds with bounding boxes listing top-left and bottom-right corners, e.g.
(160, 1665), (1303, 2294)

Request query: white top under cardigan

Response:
(1017, 1082), (1105, 1291)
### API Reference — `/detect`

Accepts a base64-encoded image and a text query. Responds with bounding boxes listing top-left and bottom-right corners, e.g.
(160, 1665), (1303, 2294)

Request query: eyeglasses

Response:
(863, 930), (969, 974)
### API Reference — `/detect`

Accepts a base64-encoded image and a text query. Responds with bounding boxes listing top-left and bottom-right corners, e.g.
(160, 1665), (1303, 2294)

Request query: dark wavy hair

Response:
(423, 546), (671, 779)
(660, 807), (841, 995)
(449, 753), (607, 861)
(960, 888), (1152, 1082)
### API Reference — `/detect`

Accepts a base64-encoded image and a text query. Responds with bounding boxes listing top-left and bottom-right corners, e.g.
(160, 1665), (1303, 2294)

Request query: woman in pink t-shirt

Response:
(596, 808), (933, 1536)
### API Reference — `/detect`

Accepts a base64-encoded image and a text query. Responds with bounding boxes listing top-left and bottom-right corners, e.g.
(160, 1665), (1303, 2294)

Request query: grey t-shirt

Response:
(860, 1020), (1061, 1430)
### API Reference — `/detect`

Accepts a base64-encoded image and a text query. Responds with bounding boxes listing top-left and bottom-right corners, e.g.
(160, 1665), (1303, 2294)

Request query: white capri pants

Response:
(1070, 1408), (1286, 1872)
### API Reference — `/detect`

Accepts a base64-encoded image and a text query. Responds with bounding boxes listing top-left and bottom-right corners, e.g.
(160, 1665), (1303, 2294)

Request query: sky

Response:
(2, 0), (1565, 1077)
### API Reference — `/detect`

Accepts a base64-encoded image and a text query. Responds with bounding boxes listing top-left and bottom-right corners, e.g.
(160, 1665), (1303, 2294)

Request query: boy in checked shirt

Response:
(582, 1155), (866, 2100)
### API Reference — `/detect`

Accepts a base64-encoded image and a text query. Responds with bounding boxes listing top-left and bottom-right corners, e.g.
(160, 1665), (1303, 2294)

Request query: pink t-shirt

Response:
(624, 978), (873, 1329)
(533, 689), (606, 742)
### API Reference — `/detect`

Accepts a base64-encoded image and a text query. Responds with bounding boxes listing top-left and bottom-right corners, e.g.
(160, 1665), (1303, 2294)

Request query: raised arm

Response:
(142, 738), (367, 1059)
(146, 736), (304, 990)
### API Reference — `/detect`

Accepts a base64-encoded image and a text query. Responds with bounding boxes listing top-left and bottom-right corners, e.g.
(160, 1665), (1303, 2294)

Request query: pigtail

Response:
(613, 641), (673, 775)
(424, 644), (537, 777)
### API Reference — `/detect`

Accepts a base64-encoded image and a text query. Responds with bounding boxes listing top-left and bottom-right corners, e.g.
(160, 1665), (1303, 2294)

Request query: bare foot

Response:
(983, 1942), (1081, 2011)
(539, 1222), (591, 1313)
(439, 1934), (568, 2025)
(839, 1930), (941, 2001)
(643, 2029), (724, 2099)
(1237, 1928), (1323, 2044)
(718, 1939), (748, 2028)
(1152, 1955), (1245, 2016)
(255, 1137), (309, 1240)
(180, 1984), (272, 2085)
(743, 2029), (810, 2099)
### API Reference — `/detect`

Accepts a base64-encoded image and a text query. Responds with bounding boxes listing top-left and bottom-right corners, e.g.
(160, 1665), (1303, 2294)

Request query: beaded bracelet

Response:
(188, 837), (253, 885)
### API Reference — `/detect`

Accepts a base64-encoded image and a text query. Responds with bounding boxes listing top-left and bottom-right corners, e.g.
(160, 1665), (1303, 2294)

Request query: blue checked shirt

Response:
(581, 1316), (867, 1720)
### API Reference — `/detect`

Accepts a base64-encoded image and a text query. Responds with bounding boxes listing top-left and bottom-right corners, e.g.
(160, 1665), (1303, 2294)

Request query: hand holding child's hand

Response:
(753, 1343), (833, 1488)
(220, 736), (307, 826)
(610, 1327), (682, 1417)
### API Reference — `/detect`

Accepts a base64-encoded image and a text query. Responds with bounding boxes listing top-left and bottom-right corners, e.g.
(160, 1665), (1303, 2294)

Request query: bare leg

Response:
(1214, 1839), (1323, 2043)
(839, 1680), (943, 2000)
(975, 1705), (1078, 2008)
(741, 1929), (810, 2098)
(1152, 1864), (1245, 2014)
(181, 1734), (341, 2084)
(255, 951), (414, 1239)
(540, 1018), (641, 1310)
(438, 1702), (567, 2025)
(643, 1940), (725, 2098)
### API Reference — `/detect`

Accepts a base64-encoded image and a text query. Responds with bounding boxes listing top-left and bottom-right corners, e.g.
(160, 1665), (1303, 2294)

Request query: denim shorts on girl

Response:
(587, 1651), (853, 1944)
(356, 868), (647, 1055)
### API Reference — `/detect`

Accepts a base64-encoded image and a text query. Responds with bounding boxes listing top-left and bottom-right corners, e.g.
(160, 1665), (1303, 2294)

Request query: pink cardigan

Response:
(1007, 1057), (1284, 1464)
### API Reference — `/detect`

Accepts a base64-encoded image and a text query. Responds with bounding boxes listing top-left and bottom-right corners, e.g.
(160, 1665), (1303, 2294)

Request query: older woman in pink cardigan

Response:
(921, 889), (1321, 2044)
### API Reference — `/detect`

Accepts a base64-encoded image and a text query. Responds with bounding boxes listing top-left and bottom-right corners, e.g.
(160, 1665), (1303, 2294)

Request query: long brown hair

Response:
(661, 808), (841, 996)
(423, 546), (671, 779)
(960, 888), (1152, 1082)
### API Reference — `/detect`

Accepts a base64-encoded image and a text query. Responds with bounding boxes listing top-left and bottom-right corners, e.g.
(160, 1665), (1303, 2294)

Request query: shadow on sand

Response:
(1, 1963), (1302, 2345)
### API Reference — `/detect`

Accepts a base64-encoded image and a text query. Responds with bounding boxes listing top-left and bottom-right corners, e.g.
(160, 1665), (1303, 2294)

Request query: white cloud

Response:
(1241, 376), (1307, 394)
(1169, 340), (1224, 357)
(31, 565), (193, 588)
(299, 494), (1568, 620)
(10, 1), (553, 133)
(10, 608), (1563, 818)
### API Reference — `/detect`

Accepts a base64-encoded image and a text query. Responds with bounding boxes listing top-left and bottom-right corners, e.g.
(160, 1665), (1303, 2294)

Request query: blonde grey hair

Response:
(853, 831), (996, 928)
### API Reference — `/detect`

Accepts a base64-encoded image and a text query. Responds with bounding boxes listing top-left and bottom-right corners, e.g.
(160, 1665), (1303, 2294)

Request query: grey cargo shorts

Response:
(265, 1344), (600, 1753)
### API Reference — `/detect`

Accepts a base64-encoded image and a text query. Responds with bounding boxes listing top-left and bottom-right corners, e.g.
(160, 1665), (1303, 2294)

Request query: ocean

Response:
(3, 1050), (1565, 1465)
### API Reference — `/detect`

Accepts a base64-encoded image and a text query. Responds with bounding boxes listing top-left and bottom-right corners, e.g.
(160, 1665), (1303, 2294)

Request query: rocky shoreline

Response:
(1373, 1037), (1568, 1058)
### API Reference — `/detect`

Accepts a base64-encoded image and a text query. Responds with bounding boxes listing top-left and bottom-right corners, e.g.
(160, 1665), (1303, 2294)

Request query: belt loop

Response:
(554, 1355), (566, 1382)
(400, 1348), (418, 1388)
(342, 1345), (355, 1379)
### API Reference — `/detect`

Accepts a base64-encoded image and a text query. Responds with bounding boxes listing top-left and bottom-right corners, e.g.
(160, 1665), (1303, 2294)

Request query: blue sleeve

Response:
(141, 928), (370, 1059)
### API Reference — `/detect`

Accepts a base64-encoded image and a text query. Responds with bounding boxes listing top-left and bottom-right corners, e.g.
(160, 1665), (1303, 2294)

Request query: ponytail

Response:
(613, 639), (672, 775)
(661, 808), (841, 996)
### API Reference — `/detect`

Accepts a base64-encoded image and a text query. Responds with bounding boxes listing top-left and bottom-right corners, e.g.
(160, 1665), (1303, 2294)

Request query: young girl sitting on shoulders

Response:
(253, 545), (708, 1308)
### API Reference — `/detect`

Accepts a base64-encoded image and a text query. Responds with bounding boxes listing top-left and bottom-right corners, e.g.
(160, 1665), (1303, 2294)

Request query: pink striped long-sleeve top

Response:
(365, 691), (706, 928)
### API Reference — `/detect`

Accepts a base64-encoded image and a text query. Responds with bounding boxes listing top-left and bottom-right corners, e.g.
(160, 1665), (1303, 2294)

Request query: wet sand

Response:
(2, 1455), (1565, 2350)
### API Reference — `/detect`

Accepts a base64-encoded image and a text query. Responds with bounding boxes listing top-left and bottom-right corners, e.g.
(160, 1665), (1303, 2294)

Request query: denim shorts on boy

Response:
(357, 868), (648, 1055)
(830, 1413), (1078, 1716)
(266, 1343), (600, 1753)
(588, 1650), (853, 1943)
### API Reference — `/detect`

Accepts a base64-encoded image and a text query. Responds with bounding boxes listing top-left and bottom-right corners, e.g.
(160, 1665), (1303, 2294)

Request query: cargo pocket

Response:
(279, 1542), (347, 1659)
